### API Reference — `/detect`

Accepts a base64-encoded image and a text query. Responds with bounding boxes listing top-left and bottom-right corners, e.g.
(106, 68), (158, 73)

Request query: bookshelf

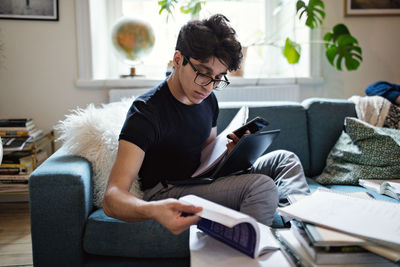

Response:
(0, 131), (55, 202)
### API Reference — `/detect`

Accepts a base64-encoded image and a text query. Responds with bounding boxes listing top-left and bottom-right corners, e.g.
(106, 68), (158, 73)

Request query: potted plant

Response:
(157, 0), (362, 72)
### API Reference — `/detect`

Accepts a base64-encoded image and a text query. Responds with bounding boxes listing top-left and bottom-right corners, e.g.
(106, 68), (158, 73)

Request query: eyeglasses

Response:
(183, 55), (230, 91)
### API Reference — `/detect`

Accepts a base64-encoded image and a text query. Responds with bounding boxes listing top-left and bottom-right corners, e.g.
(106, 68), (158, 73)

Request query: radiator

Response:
(108, 84), (300, 103)
(214, 85), (300, 102)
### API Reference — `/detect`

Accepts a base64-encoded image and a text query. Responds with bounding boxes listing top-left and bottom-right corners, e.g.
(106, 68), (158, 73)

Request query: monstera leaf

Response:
(296, 0), (325, 29)
(283, 38), (301, 64)
(324, 24), (363, 71)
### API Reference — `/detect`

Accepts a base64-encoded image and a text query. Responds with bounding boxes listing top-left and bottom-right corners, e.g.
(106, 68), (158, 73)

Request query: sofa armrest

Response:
(29, 147), (93, 267)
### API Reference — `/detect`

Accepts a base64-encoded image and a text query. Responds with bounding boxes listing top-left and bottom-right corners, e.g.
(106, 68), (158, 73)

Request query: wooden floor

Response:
(0, 202), (33, 267)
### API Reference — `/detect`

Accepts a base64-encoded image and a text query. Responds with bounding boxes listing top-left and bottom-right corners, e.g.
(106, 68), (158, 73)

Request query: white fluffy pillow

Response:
(55, 97), (143, 207)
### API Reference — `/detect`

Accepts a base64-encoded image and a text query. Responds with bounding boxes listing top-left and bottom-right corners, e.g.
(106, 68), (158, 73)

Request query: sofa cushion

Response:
(316, 117), (400, 185)
(55, 97), (142, 208)
(218, 102), (310, 175)
(83, 209), (190, 258)
(302, 98), (357, 177)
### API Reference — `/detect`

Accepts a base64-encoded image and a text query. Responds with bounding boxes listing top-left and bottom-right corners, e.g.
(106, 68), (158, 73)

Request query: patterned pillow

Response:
(316, 117), (400, 185)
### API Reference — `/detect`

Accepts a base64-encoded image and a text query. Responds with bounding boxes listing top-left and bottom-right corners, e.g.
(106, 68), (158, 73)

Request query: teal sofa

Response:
(29, 98), (397, 267)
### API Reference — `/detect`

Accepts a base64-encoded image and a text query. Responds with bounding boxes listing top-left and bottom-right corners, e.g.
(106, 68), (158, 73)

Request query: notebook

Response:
(167, 129), (280, 185)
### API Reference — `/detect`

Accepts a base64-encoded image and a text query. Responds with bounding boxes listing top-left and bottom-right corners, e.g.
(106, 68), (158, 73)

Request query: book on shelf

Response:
(179, 194), (281, 258)
(1, 136), (31, 151)
(0, 117), (45, 141)
(278, 189), (400, 250)
(0, 174), (30, 182)
(1, 151), (33, 163)
(0, 118), (33, 127)
(0, 124), (36, 132)
(0, 183), (28, 193)
(0, 161), (33, 175)
(359, 179), (400, 200)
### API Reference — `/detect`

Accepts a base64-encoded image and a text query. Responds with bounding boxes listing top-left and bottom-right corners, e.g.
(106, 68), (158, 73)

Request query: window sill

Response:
(76, 76), (324, 89)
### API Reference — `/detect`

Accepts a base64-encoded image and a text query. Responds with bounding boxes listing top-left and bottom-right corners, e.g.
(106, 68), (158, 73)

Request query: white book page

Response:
(386, 182), (400, 194)
(191, 106), (248, 177)
(181, 195), (281, 258)
(277, 190), (400, 249)
(359, 179), (383, 193)
(257, 223), (280, 255)
(180, 194), (255, 228)
(189, 226), (291, 267)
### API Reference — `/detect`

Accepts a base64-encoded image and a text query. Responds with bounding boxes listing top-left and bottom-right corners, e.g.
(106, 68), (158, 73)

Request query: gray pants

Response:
(143, 150), (310, 226)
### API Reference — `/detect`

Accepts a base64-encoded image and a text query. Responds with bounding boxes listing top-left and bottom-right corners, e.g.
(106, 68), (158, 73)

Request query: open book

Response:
(169, 107), (279, 185)
(278, 189), (400, 250)
(180, 195), (280, 258)
(359, 179), (400, 200)
(191, 106), (249, 178)
(288, 189), (400, 263)
(287, 190), (373, 247)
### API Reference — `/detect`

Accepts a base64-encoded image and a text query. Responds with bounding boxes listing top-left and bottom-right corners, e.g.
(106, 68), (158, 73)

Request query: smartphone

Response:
(228, 117), (269, 139)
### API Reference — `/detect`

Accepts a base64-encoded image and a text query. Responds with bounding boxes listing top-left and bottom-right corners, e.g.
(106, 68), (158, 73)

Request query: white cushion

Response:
(55, 97), (143, 207)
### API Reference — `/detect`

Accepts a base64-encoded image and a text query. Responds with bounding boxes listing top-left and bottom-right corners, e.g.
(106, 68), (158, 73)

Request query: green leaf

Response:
(180, 0), (205, 16)
(330, 24), (350, 43)
(323, 32), (332, 48)
(326, 46), (337, 65)
(283, 38), (301, 64)
(324, 24), (363, 71)
(296, 0), (326, 29)
(158, 0), (178, 20)
(296, 1), (306, 13)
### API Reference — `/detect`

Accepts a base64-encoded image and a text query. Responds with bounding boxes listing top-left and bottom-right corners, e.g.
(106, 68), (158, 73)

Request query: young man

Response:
(103, 14), (309, 235)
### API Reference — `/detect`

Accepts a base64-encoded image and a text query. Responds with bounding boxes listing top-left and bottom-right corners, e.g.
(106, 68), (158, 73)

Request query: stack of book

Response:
(276, 189), (400, 266)
(0, 118), (44, 149)
(0, 118), (46, 194)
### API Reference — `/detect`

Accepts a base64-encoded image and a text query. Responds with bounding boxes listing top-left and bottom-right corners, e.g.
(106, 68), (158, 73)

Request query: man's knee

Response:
(242, 174), (279, 225)
(247, 174), (277, 193)
(271, 149), (300, 162)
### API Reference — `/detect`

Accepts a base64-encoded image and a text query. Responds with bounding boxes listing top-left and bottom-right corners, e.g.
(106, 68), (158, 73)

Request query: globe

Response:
(111, 17), (155, 67)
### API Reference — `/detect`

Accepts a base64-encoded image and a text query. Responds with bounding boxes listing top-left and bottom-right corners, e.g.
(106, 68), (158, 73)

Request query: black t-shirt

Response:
(119, 80), (219, 190)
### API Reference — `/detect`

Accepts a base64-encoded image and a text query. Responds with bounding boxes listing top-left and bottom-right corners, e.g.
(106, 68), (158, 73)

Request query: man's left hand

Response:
(226, 130), (250, 154)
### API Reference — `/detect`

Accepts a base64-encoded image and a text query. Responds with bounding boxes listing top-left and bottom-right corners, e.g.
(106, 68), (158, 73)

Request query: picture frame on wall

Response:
(345, 0), (400, 16)
(0, 0), (59, 21)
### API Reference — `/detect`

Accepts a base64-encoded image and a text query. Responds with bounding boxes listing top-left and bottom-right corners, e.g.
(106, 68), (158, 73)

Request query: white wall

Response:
(0, 0), (107, 134)
(301, 1), (400, 100)
(0, 1), (399, 133)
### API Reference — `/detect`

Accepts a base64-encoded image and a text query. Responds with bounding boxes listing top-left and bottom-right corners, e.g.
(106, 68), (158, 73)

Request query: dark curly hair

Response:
(175, 14), (243, 72)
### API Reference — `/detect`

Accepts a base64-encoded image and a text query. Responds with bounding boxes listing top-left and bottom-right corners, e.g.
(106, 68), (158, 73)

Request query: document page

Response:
(277, 190), (400, 249)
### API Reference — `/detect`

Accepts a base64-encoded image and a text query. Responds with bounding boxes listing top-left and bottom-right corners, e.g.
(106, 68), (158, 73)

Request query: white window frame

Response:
(75, 0), (323, 90)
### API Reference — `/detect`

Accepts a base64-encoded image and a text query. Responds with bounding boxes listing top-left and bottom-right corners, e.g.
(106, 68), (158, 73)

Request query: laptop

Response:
(167, 129), (280, 185)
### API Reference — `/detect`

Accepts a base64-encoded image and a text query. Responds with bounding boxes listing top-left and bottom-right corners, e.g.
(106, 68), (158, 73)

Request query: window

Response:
(79, 0), (315, 86)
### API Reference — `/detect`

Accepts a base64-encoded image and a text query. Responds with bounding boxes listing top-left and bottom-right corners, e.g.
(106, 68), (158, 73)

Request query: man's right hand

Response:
(149, 198), (203, 235)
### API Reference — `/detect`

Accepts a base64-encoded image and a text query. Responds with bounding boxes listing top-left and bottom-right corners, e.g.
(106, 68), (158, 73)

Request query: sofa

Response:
(29, 98), (397, 267)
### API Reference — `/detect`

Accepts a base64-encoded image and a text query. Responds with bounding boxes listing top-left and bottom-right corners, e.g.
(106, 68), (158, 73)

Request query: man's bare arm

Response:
(103, 140), (202, 235)
(202, 127), (217, 148)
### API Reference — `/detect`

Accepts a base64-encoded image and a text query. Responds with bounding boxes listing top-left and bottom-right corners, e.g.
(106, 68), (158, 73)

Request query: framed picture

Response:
(345, 0), (400, 16)
(0, 0), (59, 21)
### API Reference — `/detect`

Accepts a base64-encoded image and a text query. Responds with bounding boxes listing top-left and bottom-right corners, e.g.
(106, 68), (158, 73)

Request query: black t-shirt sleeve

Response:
(119, 104), (158, 152)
